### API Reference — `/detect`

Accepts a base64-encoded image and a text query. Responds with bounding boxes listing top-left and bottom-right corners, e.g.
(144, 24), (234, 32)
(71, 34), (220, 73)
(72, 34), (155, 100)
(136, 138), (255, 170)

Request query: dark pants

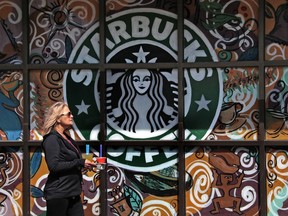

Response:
(46, 195), (84, 216)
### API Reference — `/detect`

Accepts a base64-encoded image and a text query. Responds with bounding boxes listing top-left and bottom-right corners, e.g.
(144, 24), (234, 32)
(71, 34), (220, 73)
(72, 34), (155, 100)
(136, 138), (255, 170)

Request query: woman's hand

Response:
(84, 159), (95, 168)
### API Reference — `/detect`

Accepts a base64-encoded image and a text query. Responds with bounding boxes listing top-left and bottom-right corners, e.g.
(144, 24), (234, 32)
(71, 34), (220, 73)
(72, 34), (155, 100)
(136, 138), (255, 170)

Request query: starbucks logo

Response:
(64, 9), (222, 170)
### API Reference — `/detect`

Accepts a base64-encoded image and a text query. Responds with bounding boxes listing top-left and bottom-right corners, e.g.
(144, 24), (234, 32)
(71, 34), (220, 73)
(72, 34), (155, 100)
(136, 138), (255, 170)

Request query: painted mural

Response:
(265, 11), (288, 205)
(29, 0), (99, 64)
(186, 146), (259, 216)
(0, 71), (23, 141)
(265, 67), (288, 215)
(265, 1), (288, 60)
(0, 148), (23, 215)
(266, 148), (288, 216)
(265, 2), (288, 132)
(0, 0), (22, 64)
(210, 67), (259, 141)
(266, 67), (288, 139)
(1, 0), (288, 215)
(30, 146), (101, 216)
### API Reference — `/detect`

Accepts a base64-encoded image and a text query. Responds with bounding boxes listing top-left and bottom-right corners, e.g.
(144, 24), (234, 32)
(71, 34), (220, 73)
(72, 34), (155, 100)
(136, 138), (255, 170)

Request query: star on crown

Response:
(125, 46), (157, 63)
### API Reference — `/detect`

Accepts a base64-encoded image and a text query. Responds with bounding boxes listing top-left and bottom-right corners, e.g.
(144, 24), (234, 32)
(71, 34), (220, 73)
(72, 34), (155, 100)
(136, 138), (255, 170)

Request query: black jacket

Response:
(41, 130), (85, 200)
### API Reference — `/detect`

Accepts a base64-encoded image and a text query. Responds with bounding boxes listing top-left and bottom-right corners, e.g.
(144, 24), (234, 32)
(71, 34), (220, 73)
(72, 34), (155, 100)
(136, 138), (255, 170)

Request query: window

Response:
(0, 1), (287, 215)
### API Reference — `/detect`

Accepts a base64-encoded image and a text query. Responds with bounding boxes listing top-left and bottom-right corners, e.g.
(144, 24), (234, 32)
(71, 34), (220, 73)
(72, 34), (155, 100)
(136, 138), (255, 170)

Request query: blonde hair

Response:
(43, 102), (68, 135)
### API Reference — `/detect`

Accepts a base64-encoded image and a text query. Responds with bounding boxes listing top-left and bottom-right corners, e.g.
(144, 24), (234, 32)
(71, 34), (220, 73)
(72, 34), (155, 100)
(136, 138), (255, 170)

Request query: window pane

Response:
(184, 1), (259, 62)
(106, 2), (178, 63)
(218, 67), (259, 140)
(265, 66), (288, 140)
(265, 1), (288, 61)
(107, 145), (179, 215)
(0, 0), (22, 64)
(1, 148), (23, 214)
(29, 0), (99, 64)
(106, 68), (178, 140)
(184, 67), (222, 140)
(185, 146), (260, 215)
(266, 148), (288, 215)
(30, 146), (101, 216)
(184, 67), (259, 140)
(0, 71), (23, 141)
(30, 69), (100, 140)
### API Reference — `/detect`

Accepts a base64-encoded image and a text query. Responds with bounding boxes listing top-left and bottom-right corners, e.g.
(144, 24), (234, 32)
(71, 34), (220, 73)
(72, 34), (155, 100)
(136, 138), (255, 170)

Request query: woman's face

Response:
(58, 106), (73, 128)
(132, 69), (151, 94)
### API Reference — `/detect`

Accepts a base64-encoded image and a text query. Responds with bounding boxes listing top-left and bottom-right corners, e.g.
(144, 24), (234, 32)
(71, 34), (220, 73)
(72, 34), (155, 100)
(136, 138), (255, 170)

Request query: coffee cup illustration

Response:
(219, 102), (243, 125)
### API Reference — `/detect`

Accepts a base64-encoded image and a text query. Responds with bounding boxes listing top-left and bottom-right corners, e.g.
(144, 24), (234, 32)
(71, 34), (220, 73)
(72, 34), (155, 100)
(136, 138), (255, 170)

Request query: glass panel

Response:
(29, 0), (99, 64)
(106, 68), (178, 140)
(266, 148), (288, 215)
(185, 146), (259, 215)
(107, 145), (179, 215)
(0, 0), (22, 64)
(184, 67), (259, 140)
(184, 1), (258, 62)
(30, 147), (47, 215)
(218, 67), (259, 140)
(106, 1), (178, 63)
(265, 1), (288, 61)
(4, 2), (286, 215)
(30, 69), (100, 140)
(65, 69), (100, 140)
(184, 67), (222, 140)
(0, 147), (23, 215)
(30, 146), (101, 216)
(265, 67), (288, 140)
(0, 71), (23, 141)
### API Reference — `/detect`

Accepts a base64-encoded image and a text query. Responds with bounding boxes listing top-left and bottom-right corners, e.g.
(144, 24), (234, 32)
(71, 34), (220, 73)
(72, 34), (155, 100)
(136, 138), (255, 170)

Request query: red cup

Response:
(97, 157), (106, 164)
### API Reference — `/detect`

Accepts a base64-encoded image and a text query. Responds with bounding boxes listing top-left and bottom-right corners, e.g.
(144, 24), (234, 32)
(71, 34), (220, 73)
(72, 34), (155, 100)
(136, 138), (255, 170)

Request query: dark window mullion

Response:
(22, 0), (31, 215)
(178, 1), (185, 216)
(99, 1), (108, 216)
(258, 0), (267, 215)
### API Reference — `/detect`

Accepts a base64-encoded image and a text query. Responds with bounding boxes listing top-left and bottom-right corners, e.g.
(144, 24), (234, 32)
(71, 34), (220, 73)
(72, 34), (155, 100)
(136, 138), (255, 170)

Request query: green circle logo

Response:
(64, 9), (222, 171)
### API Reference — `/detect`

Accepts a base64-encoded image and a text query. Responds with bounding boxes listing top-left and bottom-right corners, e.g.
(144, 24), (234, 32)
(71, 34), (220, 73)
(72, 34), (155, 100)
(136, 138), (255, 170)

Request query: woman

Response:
(42, 102), (94, 216)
